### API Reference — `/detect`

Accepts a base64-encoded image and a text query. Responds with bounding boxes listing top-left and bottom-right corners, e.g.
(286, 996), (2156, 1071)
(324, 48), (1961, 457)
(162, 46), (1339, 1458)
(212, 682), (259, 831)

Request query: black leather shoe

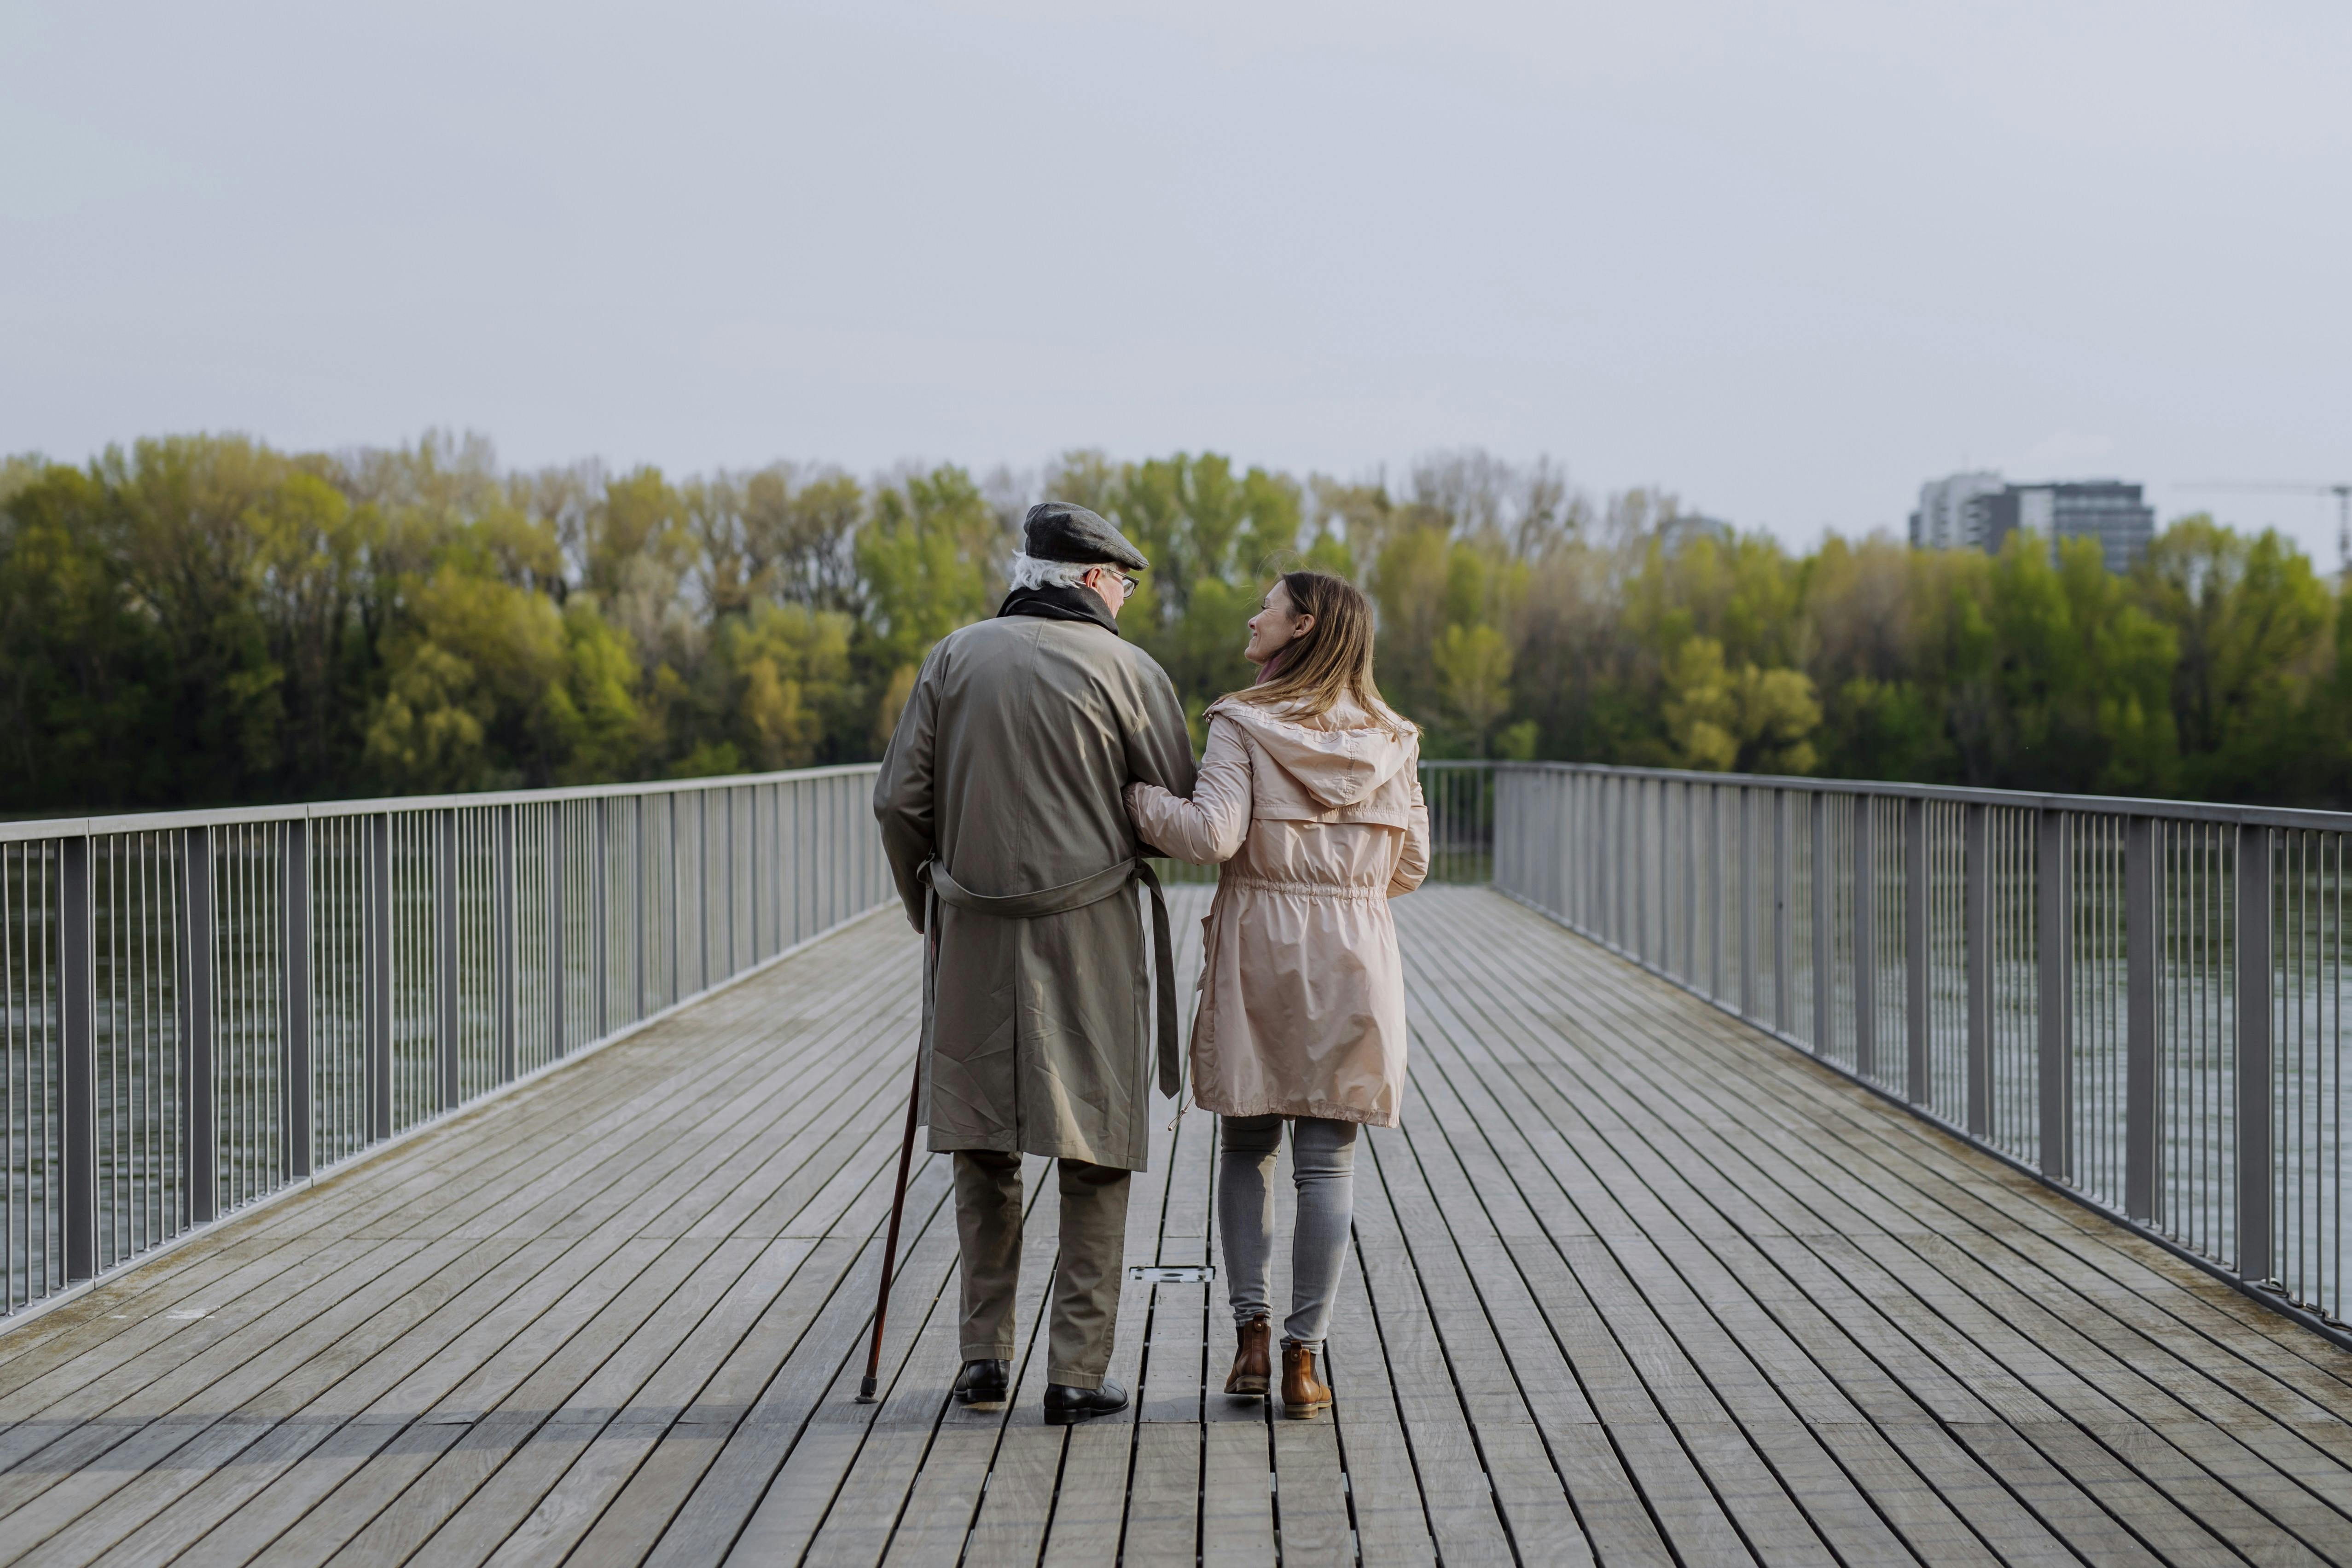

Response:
(1043, 1379), (1129, 1425)
(953, 1359), (1010, 1409)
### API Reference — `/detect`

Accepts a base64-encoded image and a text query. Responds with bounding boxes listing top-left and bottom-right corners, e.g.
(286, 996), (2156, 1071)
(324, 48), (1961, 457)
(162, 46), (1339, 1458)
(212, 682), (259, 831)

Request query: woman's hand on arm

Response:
(1387, 756), (1430, 896)
(1126, 717), (1252, 865)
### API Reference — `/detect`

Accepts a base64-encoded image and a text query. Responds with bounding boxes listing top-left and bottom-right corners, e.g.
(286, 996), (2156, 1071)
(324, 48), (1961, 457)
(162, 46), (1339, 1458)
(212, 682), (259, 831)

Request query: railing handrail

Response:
(0, 763), (883, 845)
(1495, 759), (2352, 834)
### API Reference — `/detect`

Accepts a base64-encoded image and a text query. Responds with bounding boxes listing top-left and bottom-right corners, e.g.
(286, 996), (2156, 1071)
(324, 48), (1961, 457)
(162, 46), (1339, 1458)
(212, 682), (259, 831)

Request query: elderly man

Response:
(874, 501), (1196, 1424)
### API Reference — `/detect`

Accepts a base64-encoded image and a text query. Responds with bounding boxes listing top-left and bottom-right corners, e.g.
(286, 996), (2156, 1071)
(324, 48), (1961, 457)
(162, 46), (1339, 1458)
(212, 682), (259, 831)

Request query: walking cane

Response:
(857, 1051), (924, 1403)
(858, 898), (935, 1404)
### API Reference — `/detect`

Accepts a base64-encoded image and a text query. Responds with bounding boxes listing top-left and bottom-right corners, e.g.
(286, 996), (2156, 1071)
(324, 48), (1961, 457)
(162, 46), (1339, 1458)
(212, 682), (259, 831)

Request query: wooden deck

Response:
(6, 886), (2352, 1565)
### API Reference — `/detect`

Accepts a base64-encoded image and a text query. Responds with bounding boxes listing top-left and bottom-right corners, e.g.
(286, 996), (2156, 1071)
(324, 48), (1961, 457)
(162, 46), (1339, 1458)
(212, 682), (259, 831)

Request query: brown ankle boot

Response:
(1225, 1315), (1272, 1396)
(1281, 1339), (1332, 1416)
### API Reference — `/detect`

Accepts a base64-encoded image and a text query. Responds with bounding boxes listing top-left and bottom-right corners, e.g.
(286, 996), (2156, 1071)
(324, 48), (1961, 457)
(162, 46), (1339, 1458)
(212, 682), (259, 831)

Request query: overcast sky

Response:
(4, 0), (2347, 555)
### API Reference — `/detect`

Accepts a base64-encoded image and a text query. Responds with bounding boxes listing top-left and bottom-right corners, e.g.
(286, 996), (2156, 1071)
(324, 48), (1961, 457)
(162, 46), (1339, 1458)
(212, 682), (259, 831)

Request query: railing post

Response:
(438, 809), (459, 1113)
(1811, 791), (1829, 1052)
(185, 825), (218, 1223)
(1965, 803), (1990, 1138)
(1740, 786), (1757, 1019)
(1593, 777), (1607, 939)
(669, 791), (683, 999)
(1709, 784), (1724, 1001)
(367, 814), (390, 1144)
(548, 805), (567, 1058)
(62, 835), (96, 1283)
(781, 780), (800, 959)
(1904, 798), (1929, 1107)
(635, 796), (649, 1021)
(2038, 809), (2069, 1181)
(594, 798), (610, 1040)
(1855, 795), (1878, 1082)
(1594, 776), (1608, 940)
(2125, 814), (2158, 1224)
(749, 785), (764, 959)
(284, 819), (313, 1180)
(1773, 789), (1792, 1034)
(497, 806), (517, 1084)
(1616, 776), (1630, 950)
(1636, 779), (1651, 965)
(1682, 782), (1696, 981)
(2236, 822), (2274, 1284)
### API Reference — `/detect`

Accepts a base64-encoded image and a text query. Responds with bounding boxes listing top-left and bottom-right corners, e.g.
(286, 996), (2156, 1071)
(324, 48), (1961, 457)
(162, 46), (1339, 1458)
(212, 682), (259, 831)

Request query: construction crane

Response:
(2178, 481), (2352, 575)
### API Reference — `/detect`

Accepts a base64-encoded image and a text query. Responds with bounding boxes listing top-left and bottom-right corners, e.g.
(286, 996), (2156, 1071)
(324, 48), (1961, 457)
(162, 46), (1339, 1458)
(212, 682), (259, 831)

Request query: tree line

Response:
(4, 433), (2348, 816)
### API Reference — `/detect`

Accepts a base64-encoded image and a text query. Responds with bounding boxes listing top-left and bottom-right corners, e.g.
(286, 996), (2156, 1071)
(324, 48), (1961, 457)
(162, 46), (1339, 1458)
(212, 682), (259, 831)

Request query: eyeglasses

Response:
(1091, 568), (1140, 601)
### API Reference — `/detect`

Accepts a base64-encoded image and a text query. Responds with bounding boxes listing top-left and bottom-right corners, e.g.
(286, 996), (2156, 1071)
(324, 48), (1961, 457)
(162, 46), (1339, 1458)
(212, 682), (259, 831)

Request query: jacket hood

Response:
(1207, 696), (1415, 810)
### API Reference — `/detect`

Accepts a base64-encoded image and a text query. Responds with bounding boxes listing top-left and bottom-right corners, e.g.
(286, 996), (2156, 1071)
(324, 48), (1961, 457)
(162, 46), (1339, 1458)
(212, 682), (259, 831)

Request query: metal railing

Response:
(1493, 762), (2352, 1333)
(2, 766), (889, 1322)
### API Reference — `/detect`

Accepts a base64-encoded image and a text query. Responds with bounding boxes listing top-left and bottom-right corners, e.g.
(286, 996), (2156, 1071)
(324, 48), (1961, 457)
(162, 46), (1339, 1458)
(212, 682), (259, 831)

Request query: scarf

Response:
(998, 583), (1121, 636)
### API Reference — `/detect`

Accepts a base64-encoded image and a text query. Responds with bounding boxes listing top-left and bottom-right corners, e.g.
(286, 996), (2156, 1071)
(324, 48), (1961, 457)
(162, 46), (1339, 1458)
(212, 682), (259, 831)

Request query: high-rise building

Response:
(1909, 473), (2156, 572)
(1970, 481), (2155, 573)
(1909, 471), (2005, 551)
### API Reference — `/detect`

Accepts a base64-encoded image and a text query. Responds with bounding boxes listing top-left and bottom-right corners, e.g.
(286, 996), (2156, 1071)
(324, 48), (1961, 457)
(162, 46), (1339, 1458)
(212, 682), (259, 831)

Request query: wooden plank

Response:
(184, 1103), (932, 1568)
(1449, 897), (2346, 1561)
(878, 1161), (1060, 1564)
(222, 1234), (694, 1566)
(481, 1143), (941, 1565)
(1323, 1249), (1434, 1568)
(800, 1159), (1062, 1565)
(1271, 1416), (1352, 1567)
(1415, 892), (2270, 1563)
(1360, 1127), (1599, 1562)
(1432, 899), (2175, 1556)
(1345, 1130), (1514, 1566)
(1121, 1423), (1201, 1567)
(1036, 1079), (1184, 1567)
(955, 1251), (1069, 1566)
(395, 1235), (817, 1568)
(1139, 1110), (1212, 1426)
(322, 1234), (753, 1567)
(1406, 924), (1983, 1564)
(628, 1163), (958, 1568)
(1200, 1416), (1275, 1565)
(475, 1230), (869, 1568)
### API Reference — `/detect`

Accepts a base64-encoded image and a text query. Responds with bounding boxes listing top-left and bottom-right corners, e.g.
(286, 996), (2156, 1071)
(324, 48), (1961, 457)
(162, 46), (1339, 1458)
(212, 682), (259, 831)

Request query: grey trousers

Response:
(952, 1150), (1132, 1390)
(1218, 1114), (1359, 1348)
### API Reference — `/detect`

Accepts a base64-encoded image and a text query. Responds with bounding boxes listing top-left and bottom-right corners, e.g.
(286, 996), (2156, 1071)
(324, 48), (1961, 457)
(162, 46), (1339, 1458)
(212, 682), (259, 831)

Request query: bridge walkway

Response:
(4, 887), (2352, 1564)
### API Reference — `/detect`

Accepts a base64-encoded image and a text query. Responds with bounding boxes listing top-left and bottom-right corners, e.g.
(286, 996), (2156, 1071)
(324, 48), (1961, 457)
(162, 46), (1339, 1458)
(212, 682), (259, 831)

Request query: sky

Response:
(3, 0), (2348, 556)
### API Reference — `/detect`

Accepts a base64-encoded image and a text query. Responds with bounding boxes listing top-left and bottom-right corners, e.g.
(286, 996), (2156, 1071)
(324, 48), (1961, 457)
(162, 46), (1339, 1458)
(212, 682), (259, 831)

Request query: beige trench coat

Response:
(1125, 696), (1429, 1127)
(874, 613), (1196, 1172)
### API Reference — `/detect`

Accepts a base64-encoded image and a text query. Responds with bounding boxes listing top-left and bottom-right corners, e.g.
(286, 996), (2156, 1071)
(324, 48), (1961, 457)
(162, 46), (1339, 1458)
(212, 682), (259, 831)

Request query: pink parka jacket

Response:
(1125, 695), (1430, 1127)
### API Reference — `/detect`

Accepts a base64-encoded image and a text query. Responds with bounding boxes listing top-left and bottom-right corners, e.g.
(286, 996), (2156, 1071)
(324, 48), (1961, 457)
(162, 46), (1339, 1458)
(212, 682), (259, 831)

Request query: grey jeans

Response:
(1218, 1114), (1359, 1348)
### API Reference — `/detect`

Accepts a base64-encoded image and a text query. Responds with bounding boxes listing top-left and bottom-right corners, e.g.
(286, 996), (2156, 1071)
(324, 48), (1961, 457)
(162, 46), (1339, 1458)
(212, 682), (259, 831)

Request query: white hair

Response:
(1007, 552), (1112, 592)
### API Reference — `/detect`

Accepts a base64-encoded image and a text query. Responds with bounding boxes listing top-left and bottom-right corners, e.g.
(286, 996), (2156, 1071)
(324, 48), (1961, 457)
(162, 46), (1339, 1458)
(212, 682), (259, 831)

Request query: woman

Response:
(1125, 570), (1429, 1415)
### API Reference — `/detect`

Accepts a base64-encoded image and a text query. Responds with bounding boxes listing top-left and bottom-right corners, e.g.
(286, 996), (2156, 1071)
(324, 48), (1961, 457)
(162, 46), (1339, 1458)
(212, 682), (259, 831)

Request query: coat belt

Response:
(920, 857), (1181, 1099)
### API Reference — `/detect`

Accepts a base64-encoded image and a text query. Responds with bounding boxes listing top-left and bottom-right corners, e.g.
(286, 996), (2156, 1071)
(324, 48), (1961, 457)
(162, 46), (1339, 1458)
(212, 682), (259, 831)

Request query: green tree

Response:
(2136, 517), (2329, 802)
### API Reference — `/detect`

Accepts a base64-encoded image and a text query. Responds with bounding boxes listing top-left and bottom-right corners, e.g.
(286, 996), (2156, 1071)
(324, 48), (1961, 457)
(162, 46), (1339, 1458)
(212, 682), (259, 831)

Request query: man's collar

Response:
(997, 583), (1121, 637)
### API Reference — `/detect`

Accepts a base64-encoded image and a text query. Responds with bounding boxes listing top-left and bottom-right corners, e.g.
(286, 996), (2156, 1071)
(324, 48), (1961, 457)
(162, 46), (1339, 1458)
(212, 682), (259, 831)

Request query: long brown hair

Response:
(1227, 571), (1413, 736)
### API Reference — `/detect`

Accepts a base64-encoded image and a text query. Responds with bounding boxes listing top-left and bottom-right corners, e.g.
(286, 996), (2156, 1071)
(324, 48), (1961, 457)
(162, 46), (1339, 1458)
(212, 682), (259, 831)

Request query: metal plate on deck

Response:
(1127, 1265), (1214, 1284)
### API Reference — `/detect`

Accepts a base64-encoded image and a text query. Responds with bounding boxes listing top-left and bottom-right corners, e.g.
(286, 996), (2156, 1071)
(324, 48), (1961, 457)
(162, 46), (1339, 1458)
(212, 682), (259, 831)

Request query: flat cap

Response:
(1022, 501), (1150, 572)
